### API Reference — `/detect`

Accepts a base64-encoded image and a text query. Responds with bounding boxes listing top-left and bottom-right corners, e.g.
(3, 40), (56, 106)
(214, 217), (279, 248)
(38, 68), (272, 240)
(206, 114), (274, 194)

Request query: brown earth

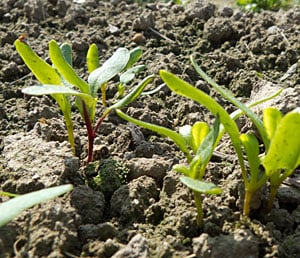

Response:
(0, 0), (300, 257)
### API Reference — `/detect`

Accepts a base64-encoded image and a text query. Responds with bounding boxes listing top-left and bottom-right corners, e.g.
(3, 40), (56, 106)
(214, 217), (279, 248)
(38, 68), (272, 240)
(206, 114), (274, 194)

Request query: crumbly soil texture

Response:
(0, 0), (300, 257)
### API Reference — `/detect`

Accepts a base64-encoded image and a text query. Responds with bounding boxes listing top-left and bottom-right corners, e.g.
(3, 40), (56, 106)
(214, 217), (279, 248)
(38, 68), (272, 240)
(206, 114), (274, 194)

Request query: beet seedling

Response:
(116, 68), (278, 224)
(191, 56), (299, 215)
(15, 38), (153, 163)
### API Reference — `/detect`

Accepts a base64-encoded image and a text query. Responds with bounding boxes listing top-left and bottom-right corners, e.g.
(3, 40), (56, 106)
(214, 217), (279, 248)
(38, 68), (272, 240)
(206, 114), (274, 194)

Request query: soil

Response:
(0, 0), (300, 257)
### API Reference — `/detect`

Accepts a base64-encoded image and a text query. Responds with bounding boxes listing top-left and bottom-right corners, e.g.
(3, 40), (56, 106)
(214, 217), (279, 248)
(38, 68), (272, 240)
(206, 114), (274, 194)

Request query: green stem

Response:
(266, 184), (279, 213)
(193, 191), (203, 226)
(243, 189), (253, 217)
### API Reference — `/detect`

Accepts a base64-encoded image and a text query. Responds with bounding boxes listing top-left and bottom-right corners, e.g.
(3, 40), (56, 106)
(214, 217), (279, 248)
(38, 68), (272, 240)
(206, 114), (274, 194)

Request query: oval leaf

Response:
(263, 110), (300, 175)
(180, 176), (222, 195)
(87, 43), (99, 73)
(88, 48), (130, 97)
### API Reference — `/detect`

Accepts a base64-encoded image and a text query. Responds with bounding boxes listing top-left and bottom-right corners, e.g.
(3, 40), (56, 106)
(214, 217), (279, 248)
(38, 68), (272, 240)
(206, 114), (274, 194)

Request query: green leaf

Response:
(159, 70), (247, 179)
(125, 47), (143, 69)
(108, 75), (154, 111)
(116, 109), (191, 161)
(180, 176), (222, 195)
(49, 40), (90, 94)
(240, 134), (261, 183)
(179, 125), (193, 149)
(191, 122), (210, 153)
(14, 39), (62, 85)
(263, 109), (300, 175)
(120, 65), (146, 85)
(263, 107), (282, 140)
(60, 43), (73, 66)
(87, 43), (99, 73)
(0, 184), (73, 227)
(88, 48), (130, 97)
(173, 164), (190, 176)
(22, 85), (96, 110)
(190, 116), (220, 179)
(191, 56), (270, 150)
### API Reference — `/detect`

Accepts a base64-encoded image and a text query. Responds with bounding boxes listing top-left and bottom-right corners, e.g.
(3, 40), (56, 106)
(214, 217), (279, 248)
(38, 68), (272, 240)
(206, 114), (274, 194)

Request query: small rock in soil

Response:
(112, 234), (149, 258)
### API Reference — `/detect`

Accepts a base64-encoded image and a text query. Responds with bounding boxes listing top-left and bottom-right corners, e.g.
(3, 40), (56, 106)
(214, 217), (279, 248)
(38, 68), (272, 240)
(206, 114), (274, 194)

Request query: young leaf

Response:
(116, 109), (191, 161)
(173, 164), (190, 176)
(240, 134), (261, 184)
(108, 75), (154, 112)
(263, 109), (300, 175)
(191, 122), (210, 153)
(190, 116), (220, 179)
(119, 65), (146, 85)
(125, 47), (143, 69)
(180, 176), (222, 195)
(14, 39), (62, 85)
(0, 184), (73, 227)
(179, 125), (193, 149)
(49, 40), (90, 94)
(87, 43), (99, 73)
(263, 107), (282, 140)
(60, 43), (73, 66)
(88, 48), (130, 97)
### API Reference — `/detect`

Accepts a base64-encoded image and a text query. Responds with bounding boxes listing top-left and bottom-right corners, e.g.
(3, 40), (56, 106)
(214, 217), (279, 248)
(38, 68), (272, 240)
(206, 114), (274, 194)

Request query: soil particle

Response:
(1, 130), (74, 193)
(125, 157), (172, 182)
(193, 229), (259, 258)
(110, 176), (159, 224)
(112, 234), (149, 258)
(70, 185), (105, 224)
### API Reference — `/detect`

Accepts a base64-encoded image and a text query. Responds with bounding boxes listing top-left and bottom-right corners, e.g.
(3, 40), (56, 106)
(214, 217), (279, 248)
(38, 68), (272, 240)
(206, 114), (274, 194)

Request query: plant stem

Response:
(266, 184), (279, 213)
(193, 191), (203, 226)
(243, 189), (252, 217)
(82, 100), (95, 163)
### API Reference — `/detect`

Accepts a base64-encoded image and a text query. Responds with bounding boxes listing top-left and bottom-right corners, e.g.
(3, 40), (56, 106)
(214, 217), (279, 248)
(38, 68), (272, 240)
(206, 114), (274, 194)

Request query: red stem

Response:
(82, 100), (95, 163)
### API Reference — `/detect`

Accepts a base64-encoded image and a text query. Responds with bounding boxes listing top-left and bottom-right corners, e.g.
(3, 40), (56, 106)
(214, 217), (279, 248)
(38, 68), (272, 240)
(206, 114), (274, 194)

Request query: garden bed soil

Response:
(0, 0), (300, 257)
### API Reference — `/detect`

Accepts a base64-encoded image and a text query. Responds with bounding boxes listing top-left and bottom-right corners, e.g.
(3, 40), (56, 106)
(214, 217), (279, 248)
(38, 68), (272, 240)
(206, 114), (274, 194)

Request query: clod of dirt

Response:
(193, 229), (259, 258)
(125, 157), (171, 182)
(1, 130), (74, 193)
(132, 10), (155, 31)
(110, 176), (159, 223)
(112, 234), (148, 258)
(71, 185), (105, 225)
(184, 0), (216, 21)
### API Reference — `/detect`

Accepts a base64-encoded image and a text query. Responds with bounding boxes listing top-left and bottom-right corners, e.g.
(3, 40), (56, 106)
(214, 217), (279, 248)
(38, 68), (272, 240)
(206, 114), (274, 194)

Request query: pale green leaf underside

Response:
(88, 48), (130, 97)
(0, 184), (73, 227)
(22, 85), (96, 110)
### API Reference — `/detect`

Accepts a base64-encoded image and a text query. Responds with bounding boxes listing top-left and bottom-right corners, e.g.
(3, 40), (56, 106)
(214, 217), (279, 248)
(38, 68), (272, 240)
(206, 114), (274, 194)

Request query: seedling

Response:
(0, 184), (73, 227)
(116, 68), (278, 223)
(15, 38), (154, 163)
(237, 0), (294, 11)
(191, 56), (299, 215)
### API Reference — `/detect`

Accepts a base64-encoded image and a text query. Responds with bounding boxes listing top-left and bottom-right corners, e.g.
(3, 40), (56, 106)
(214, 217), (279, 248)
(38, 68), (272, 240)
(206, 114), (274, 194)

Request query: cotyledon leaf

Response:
(14, 39), (62, 85)
(49, 40), (90, 94)
(22, 85), (97, 111)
